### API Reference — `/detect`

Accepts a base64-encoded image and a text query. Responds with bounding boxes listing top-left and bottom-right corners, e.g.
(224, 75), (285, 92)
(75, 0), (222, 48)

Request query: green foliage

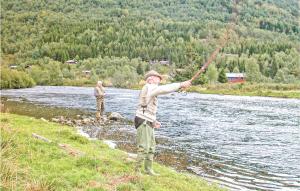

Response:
(188, 83), (300, 98)
(218, 68), (228, 83)
(245, 58), (262, 82)
(145, 64), (151, 72)
(0, 68), (35, 89)
(112, 69), (138, 88)
(1, 0), (299, 87)
(233, 67), (240, 73)
(207, 64), (218, 84)
(136, 63), (144, 75)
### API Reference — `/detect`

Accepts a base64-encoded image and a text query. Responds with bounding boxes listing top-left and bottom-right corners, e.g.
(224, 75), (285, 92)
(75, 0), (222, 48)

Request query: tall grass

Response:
(0, 118), (55, 190)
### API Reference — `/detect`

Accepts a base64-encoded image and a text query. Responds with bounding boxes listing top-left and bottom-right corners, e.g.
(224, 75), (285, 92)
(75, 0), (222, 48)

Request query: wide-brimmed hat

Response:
(144, 70), (163, 80)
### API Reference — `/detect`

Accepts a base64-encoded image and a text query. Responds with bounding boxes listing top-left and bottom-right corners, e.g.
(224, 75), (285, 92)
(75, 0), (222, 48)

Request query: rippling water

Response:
(2, 86), (300, 190)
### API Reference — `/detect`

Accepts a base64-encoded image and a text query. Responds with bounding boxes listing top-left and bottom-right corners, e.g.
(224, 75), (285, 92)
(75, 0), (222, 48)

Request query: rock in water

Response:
(108, 112), (124, 121)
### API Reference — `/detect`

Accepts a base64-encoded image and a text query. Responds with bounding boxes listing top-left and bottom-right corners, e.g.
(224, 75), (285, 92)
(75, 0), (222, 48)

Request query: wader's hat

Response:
(144, 70), (163, 80)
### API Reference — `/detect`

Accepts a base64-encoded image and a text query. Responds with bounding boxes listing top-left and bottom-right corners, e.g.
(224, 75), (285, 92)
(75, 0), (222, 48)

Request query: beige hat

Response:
(144, 70), (163, 80)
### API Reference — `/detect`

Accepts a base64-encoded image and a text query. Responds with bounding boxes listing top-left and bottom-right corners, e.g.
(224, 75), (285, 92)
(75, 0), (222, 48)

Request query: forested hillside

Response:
(1, 0), (299, 88)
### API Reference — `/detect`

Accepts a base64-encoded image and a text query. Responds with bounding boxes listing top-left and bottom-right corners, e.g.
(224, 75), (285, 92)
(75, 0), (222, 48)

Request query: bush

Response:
(1, 68), (35, 89)
(112, 67), (139, 88)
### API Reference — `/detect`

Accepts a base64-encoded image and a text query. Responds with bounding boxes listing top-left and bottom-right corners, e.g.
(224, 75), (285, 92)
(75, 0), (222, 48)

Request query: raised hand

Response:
(180, 80), (192, 89)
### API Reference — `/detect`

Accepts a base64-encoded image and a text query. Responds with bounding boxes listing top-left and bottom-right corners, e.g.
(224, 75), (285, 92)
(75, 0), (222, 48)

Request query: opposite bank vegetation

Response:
(0, 113), (225, 191)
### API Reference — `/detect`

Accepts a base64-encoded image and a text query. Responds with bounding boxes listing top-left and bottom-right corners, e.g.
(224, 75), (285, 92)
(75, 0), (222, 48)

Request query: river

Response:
(1, 86), (300, 191)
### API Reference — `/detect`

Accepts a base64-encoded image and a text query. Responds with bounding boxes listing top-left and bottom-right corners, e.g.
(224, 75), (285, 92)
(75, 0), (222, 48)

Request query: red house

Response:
(226, 73), (246, 83)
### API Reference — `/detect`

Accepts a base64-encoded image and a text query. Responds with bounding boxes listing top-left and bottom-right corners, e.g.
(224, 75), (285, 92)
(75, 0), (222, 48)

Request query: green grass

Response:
(188, 83), (300, 98)
(0, 113), (225, 191)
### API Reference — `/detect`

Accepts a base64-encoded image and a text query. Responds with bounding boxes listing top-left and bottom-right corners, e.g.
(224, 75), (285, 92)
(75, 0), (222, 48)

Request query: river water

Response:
(1, 86), (300, 191)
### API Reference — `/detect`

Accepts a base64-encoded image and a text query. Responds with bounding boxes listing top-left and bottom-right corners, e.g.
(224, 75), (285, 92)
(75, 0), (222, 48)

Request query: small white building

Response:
(65, 60), (78, 65)
(82, 70), (91, 76)
(149, 60), (170, 65)
(9, 65), (18, 69)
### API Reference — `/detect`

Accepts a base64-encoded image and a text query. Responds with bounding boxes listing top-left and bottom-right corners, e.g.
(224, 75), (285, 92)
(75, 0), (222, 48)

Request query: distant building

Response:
(82, 70), (91, 77)
(159, 60), (170, 65)
(226, 73), (246, 83)
(65, 60), (78, 65)
(9, 64), (18, 69)
(149, 60), (170, 65)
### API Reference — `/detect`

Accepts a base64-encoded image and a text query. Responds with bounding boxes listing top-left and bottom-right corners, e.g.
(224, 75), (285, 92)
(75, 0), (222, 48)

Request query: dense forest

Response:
(1, 0), (299, 88)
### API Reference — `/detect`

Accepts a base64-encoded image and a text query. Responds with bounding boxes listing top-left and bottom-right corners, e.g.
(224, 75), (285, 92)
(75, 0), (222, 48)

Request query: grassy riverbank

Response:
(0, 113), (224, 191)
(188, 83), (300, 98)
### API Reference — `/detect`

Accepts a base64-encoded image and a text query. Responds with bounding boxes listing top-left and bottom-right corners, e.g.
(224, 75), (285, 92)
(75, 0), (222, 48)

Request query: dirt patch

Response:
(89, 175), (139, 191)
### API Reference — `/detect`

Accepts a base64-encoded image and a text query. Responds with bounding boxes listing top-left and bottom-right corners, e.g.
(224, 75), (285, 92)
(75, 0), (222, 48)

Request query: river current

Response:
(1, 86), (299, 191)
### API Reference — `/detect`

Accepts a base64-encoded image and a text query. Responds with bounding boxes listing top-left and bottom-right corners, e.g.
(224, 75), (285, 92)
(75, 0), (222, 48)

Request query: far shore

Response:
(3, 82), (299, 99)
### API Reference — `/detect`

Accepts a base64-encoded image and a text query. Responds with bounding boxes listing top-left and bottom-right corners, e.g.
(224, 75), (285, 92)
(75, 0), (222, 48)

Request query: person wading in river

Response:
(94, 81), (105, 121)
(135, 70), (191, 176)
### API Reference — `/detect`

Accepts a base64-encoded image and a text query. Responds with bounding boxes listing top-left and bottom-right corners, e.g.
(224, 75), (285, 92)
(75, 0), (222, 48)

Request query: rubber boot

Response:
(135, 154), (144, 176)
(144, 159), (159, 176)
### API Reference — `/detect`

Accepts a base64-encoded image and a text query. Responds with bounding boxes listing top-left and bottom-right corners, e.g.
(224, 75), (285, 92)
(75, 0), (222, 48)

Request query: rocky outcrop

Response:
(50, 112), (124, 127)
(108, 112), (125, 121)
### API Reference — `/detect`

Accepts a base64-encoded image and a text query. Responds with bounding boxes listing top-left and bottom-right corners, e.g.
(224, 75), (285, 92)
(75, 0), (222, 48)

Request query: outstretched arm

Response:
(149, 80), (191, 97)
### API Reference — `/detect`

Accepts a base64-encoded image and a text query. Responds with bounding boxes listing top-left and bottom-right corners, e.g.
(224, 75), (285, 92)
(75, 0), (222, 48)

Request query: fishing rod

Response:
(190, 34), (228, 82)
(189, 0), (239, 83)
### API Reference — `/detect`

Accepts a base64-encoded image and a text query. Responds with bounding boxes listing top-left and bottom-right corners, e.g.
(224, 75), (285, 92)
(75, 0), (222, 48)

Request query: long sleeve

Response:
(139, 85), (148, 107)
(149, 83), (181, 98)
(136, 83), (181, 123)
(99, 86), (105, 94)
(95, 86), (104, 96)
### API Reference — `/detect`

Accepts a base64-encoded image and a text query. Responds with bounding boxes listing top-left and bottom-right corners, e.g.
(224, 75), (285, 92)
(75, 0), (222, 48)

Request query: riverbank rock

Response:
(51, 118), (60, 123)
(40, 117), (48, 122)
(82, 118), (92, 124)
(51, 114), (121, 127)
(108, 112), (124, 121)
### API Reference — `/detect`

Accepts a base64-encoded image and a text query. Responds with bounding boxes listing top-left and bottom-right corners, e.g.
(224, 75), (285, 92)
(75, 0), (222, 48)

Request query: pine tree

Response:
(207, 64), (218, 84)
(218, 68), (228, 83)
(145, 64), (150, 72)
(233, 67), (240, 73)
(136, 63), (144, 75)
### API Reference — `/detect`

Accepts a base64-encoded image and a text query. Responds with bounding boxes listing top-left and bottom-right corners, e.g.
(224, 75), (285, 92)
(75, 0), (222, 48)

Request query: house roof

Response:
(226, 73), (245, 78)
(66, 60), (77, 64)
(9, 65), (18, 68)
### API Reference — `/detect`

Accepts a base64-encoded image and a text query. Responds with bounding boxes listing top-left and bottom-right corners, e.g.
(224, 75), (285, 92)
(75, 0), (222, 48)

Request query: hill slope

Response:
(1, 0), (299, 87)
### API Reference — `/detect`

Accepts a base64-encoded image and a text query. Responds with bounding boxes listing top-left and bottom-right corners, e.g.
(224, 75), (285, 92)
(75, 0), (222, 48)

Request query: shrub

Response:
(1, 68), (35, 89)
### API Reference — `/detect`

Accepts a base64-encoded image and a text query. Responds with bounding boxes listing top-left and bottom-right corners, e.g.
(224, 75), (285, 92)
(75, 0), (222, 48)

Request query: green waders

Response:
(136, 122), (159, 175)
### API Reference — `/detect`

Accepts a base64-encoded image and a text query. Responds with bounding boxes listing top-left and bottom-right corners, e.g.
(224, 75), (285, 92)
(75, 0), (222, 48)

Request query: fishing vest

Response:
(94, 86), (104, 97)
(135, 83), (181, 123)
(136, 84), (158, 123)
